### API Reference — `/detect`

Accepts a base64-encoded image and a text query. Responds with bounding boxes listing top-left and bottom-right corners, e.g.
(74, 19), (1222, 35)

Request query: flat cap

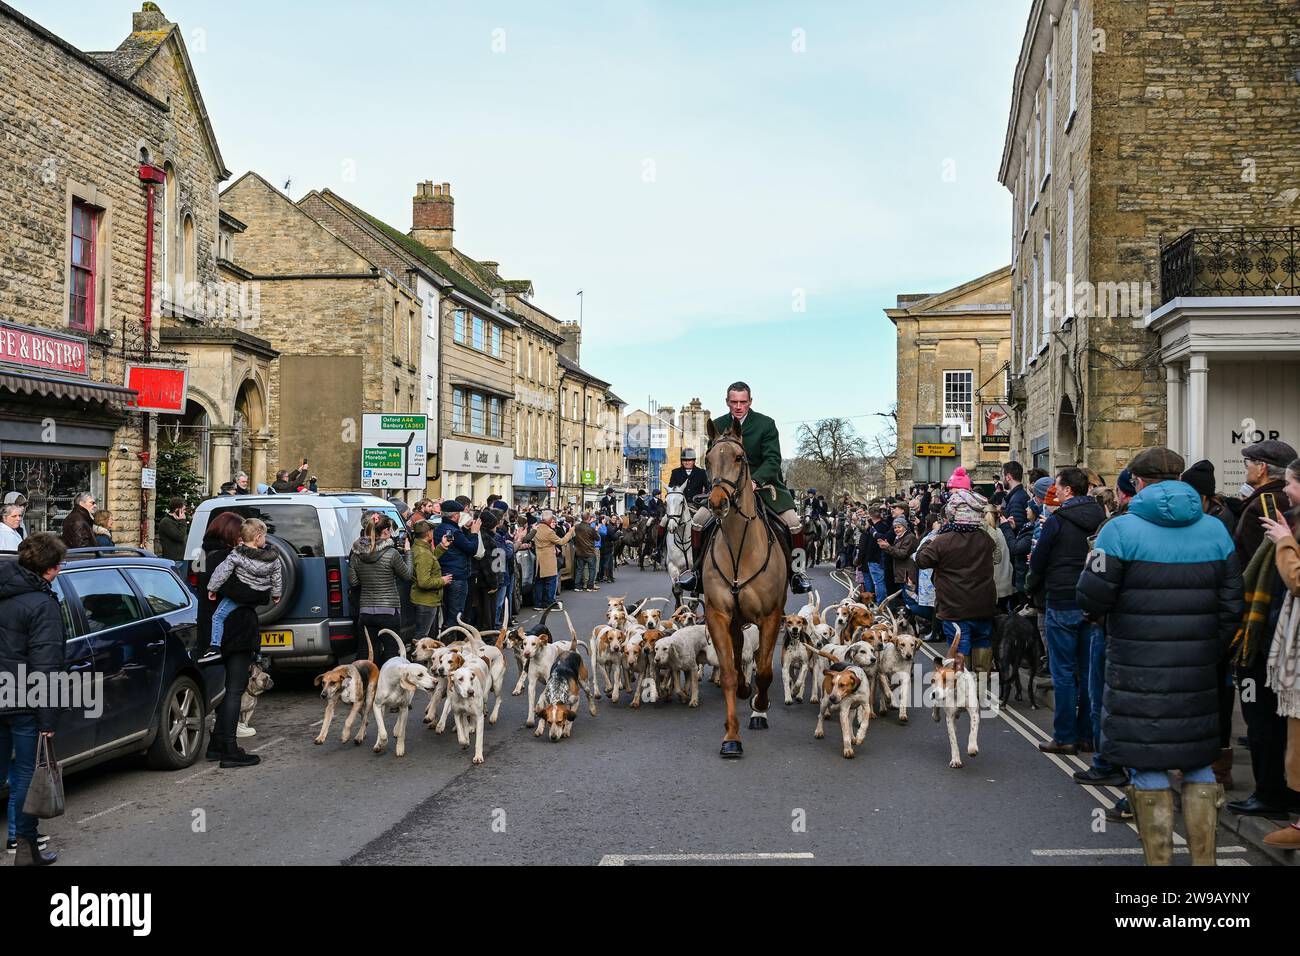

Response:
(1129, 446), (1185, 481)
(438, 499), (463, 513)
(1242, 439), (1297, 469)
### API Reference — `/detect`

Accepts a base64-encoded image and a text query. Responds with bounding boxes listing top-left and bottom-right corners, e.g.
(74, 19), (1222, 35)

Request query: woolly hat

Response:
(947, 467), (972, 491)
(1032, 476), (1054, 501)
(1181, 459), (1217, 499)
(1116, 469), (1136, 497)
(1043, 484), (1061, 509)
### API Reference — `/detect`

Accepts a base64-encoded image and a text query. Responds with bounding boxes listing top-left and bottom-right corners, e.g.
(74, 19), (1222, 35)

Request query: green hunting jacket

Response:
(709, 409), (796, 514)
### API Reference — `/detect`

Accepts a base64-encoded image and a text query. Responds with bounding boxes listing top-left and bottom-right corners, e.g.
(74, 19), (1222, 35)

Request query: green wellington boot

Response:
(1127, 785), (1174, 866)
(1182, 782), (1226, 866)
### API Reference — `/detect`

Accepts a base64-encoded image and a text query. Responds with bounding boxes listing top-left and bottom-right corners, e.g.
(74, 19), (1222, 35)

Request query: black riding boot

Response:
(789, 529), (812, 594)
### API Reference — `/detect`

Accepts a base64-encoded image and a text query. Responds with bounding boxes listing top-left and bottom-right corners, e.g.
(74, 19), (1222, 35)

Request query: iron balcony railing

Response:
(1160, 226), (1300, 304)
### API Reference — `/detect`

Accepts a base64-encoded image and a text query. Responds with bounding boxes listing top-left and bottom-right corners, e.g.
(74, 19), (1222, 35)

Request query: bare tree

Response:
(794, 418), (868, 501)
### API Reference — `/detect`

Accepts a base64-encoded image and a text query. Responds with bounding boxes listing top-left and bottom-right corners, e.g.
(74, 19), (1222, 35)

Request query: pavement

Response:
(17, 562), (1283, 867)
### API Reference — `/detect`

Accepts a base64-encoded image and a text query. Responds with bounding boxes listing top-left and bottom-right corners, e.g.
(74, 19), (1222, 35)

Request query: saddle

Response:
(690, 489), (793, 575)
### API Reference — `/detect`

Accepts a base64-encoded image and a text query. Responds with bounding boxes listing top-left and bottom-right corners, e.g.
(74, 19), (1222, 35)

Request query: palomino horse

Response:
(702, 417), (788, 758)
(663, 487), (694, 603)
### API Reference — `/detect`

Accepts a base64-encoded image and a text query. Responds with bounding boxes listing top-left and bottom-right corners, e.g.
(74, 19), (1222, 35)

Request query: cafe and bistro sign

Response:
(0, 322), (88, 376)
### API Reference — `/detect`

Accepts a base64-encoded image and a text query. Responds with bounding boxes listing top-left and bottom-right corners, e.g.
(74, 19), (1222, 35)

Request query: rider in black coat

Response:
(667, 449), (710, 501)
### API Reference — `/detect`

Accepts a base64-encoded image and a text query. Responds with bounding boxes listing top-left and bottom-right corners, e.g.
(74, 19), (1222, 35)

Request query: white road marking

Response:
(599, 851), (815, 866)
(1032, 846), (1247, 858)
(252, 736), (285, 753)
(80, 800), (136, 823)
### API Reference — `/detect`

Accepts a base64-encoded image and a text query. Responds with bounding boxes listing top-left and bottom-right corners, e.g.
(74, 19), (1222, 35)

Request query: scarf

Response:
(1231, 539), (1276, 669)
(1267, 589), (1300, 718)
(940, 487), (987, 534)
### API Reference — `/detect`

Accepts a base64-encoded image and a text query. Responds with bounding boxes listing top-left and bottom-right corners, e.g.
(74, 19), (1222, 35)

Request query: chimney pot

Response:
(442, 182), (451, 195)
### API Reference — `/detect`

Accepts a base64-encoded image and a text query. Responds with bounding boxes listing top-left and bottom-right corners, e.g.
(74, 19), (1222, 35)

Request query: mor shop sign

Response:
(0, 322), (87, 375)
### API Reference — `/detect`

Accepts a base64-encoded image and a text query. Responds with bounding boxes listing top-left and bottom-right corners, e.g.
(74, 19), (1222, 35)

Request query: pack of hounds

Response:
(290, 579), (1017, 769)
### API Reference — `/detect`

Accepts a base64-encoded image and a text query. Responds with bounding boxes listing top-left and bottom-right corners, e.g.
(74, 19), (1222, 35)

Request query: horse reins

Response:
(707, 435), (776, 598)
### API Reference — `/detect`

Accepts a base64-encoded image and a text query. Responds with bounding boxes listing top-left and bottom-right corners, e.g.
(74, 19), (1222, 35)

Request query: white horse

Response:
(663, 486), (695, 604)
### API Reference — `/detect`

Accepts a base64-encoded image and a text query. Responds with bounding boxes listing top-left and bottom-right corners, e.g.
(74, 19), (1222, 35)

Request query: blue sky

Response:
(24, 0), (1027, 453)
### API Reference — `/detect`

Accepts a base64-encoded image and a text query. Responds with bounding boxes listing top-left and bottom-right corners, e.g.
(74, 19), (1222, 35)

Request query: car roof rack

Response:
(65, 547), (157, 560)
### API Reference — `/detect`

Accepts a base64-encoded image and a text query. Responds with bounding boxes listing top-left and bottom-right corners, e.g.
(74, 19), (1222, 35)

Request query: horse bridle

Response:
(705, 434), (776, 596)
(708, 435), (752, 516)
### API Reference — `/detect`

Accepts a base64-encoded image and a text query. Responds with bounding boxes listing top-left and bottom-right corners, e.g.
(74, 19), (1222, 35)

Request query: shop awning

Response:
(0, 371), (138, 407)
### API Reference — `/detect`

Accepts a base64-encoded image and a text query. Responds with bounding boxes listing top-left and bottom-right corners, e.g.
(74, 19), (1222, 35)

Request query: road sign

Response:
(915, 443), (957, 457)
(361, 413), (428, 490)
(535, 465), (555, 481)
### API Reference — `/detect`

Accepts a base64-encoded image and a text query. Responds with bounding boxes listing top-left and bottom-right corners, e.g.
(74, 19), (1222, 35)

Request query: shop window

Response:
(69, 200), (98, 332)
(1, 456), (106, 537)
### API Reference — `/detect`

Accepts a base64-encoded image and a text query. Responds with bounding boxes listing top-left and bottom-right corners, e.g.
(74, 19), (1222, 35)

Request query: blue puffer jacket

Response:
(1076, 480), (1242, 771)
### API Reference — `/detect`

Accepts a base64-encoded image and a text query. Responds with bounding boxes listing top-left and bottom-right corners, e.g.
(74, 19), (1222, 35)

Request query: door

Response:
(50, 577), (97, 762)
(62, 567), (166, 750)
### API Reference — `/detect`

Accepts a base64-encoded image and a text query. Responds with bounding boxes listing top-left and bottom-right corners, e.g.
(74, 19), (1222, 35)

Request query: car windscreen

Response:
(205, 504), (325, 557)
(338, 506), (409, 550)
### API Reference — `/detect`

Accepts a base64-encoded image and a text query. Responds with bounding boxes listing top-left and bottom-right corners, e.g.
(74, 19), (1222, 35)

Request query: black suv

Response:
(0, 548), (225, 774)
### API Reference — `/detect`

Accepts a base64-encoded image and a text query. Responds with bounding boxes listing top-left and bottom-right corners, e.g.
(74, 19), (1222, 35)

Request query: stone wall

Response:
(0, 8), (224, 544)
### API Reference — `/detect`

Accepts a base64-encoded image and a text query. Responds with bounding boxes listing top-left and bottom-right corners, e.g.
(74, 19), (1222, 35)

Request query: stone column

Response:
(249, 433), (271, 488)
(1186, 353), (1209, 462)
(1165, 363), (1185, 458)
(208, 426), (237, 495)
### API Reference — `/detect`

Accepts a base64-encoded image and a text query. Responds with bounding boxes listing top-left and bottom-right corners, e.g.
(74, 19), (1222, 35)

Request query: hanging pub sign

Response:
(124, 364), (188, 414)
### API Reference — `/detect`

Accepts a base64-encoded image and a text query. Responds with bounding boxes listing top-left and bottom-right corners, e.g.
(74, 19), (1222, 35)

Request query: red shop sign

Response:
(0, 322), (88, 375)
(125, 364), (188, 415)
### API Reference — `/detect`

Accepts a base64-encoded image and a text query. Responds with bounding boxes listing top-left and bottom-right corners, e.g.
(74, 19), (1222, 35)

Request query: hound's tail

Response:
(945, 626), (961, 663)
(378, 629), (406, 660)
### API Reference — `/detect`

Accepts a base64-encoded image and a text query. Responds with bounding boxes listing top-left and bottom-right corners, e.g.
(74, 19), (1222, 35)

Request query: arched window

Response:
(163, 163), (176, 295)
(181, 213), (195, 302)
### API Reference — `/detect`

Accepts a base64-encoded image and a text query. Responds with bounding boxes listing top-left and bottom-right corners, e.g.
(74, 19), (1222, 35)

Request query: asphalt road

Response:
(26, 562), (1275, 867)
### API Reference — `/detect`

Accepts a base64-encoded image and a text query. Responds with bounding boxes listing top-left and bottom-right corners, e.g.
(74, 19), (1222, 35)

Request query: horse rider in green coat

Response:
(677, 381), (813, 595)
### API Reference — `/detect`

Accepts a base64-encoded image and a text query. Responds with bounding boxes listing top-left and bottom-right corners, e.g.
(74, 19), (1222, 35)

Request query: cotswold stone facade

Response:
(220, 172), (422, 492)
(888, 267), (1013, 486)
(999, 0), (1300, 479)
(0, 2), (230, 544)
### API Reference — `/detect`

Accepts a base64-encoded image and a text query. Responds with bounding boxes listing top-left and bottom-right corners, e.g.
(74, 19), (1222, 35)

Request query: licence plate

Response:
(260, 631), (293, 648)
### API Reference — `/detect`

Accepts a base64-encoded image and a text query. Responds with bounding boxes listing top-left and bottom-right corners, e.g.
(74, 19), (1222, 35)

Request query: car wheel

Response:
(147, 675), (206, 770)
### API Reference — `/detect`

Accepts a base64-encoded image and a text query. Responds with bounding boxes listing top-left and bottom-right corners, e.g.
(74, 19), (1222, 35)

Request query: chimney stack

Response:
(133, 2), (171, 32)
(411, 179), (454, 251)
(559, 321), (581, 363)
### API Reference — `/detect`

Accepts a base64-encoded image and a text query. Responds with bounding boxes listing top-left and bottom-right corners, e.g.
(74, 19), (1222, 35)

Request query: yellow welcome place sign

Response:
(915, 443), (957, 457)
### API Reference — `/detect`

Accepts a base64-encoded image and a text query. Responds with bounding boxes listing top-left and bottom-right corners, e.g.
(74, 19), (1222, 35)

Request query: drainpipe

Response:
(138, 163), (166, 547)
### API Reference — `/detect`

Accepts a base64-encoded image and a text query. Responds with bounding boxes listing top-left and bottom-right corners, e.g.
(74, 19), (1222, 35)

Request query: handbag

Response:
(555, 546), (566, 571)
(23, 734), (66, 819)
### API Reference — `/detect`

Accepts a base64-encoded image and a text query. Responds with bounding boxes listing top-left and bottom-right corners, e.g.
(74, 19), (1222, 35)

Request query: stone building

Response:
(0, 2), (257, 544)
(219, 172), (424, 493)
(999, 0), (1300, 482)
(887, 267), (1013, 487)
(297, 185), (523, 500)
(555, 323), (623, 511)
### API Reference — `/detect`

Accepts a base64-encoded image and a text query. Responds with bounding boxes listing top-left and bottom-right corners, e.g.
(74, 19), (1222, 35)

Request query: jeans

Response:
(599, 549), (615, 582)
(1044, 605), (1092, 746)
(211, 597), (237, 648)
(0, 714), (39, 841)
(940, 618), (992, 656)
(1130, 766), (1216, 790)
(444, 579), (469, 628)
(214, 651), (253, 744)
(575, 555), (598, 589)
(902, 590), (932, 620)
(494, 578), (511, 629)
(1087, 625), (1116, 771)
(866, 562), (887, 603)
(534, 574), (558, 609)
(413, 604), (442, 641)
